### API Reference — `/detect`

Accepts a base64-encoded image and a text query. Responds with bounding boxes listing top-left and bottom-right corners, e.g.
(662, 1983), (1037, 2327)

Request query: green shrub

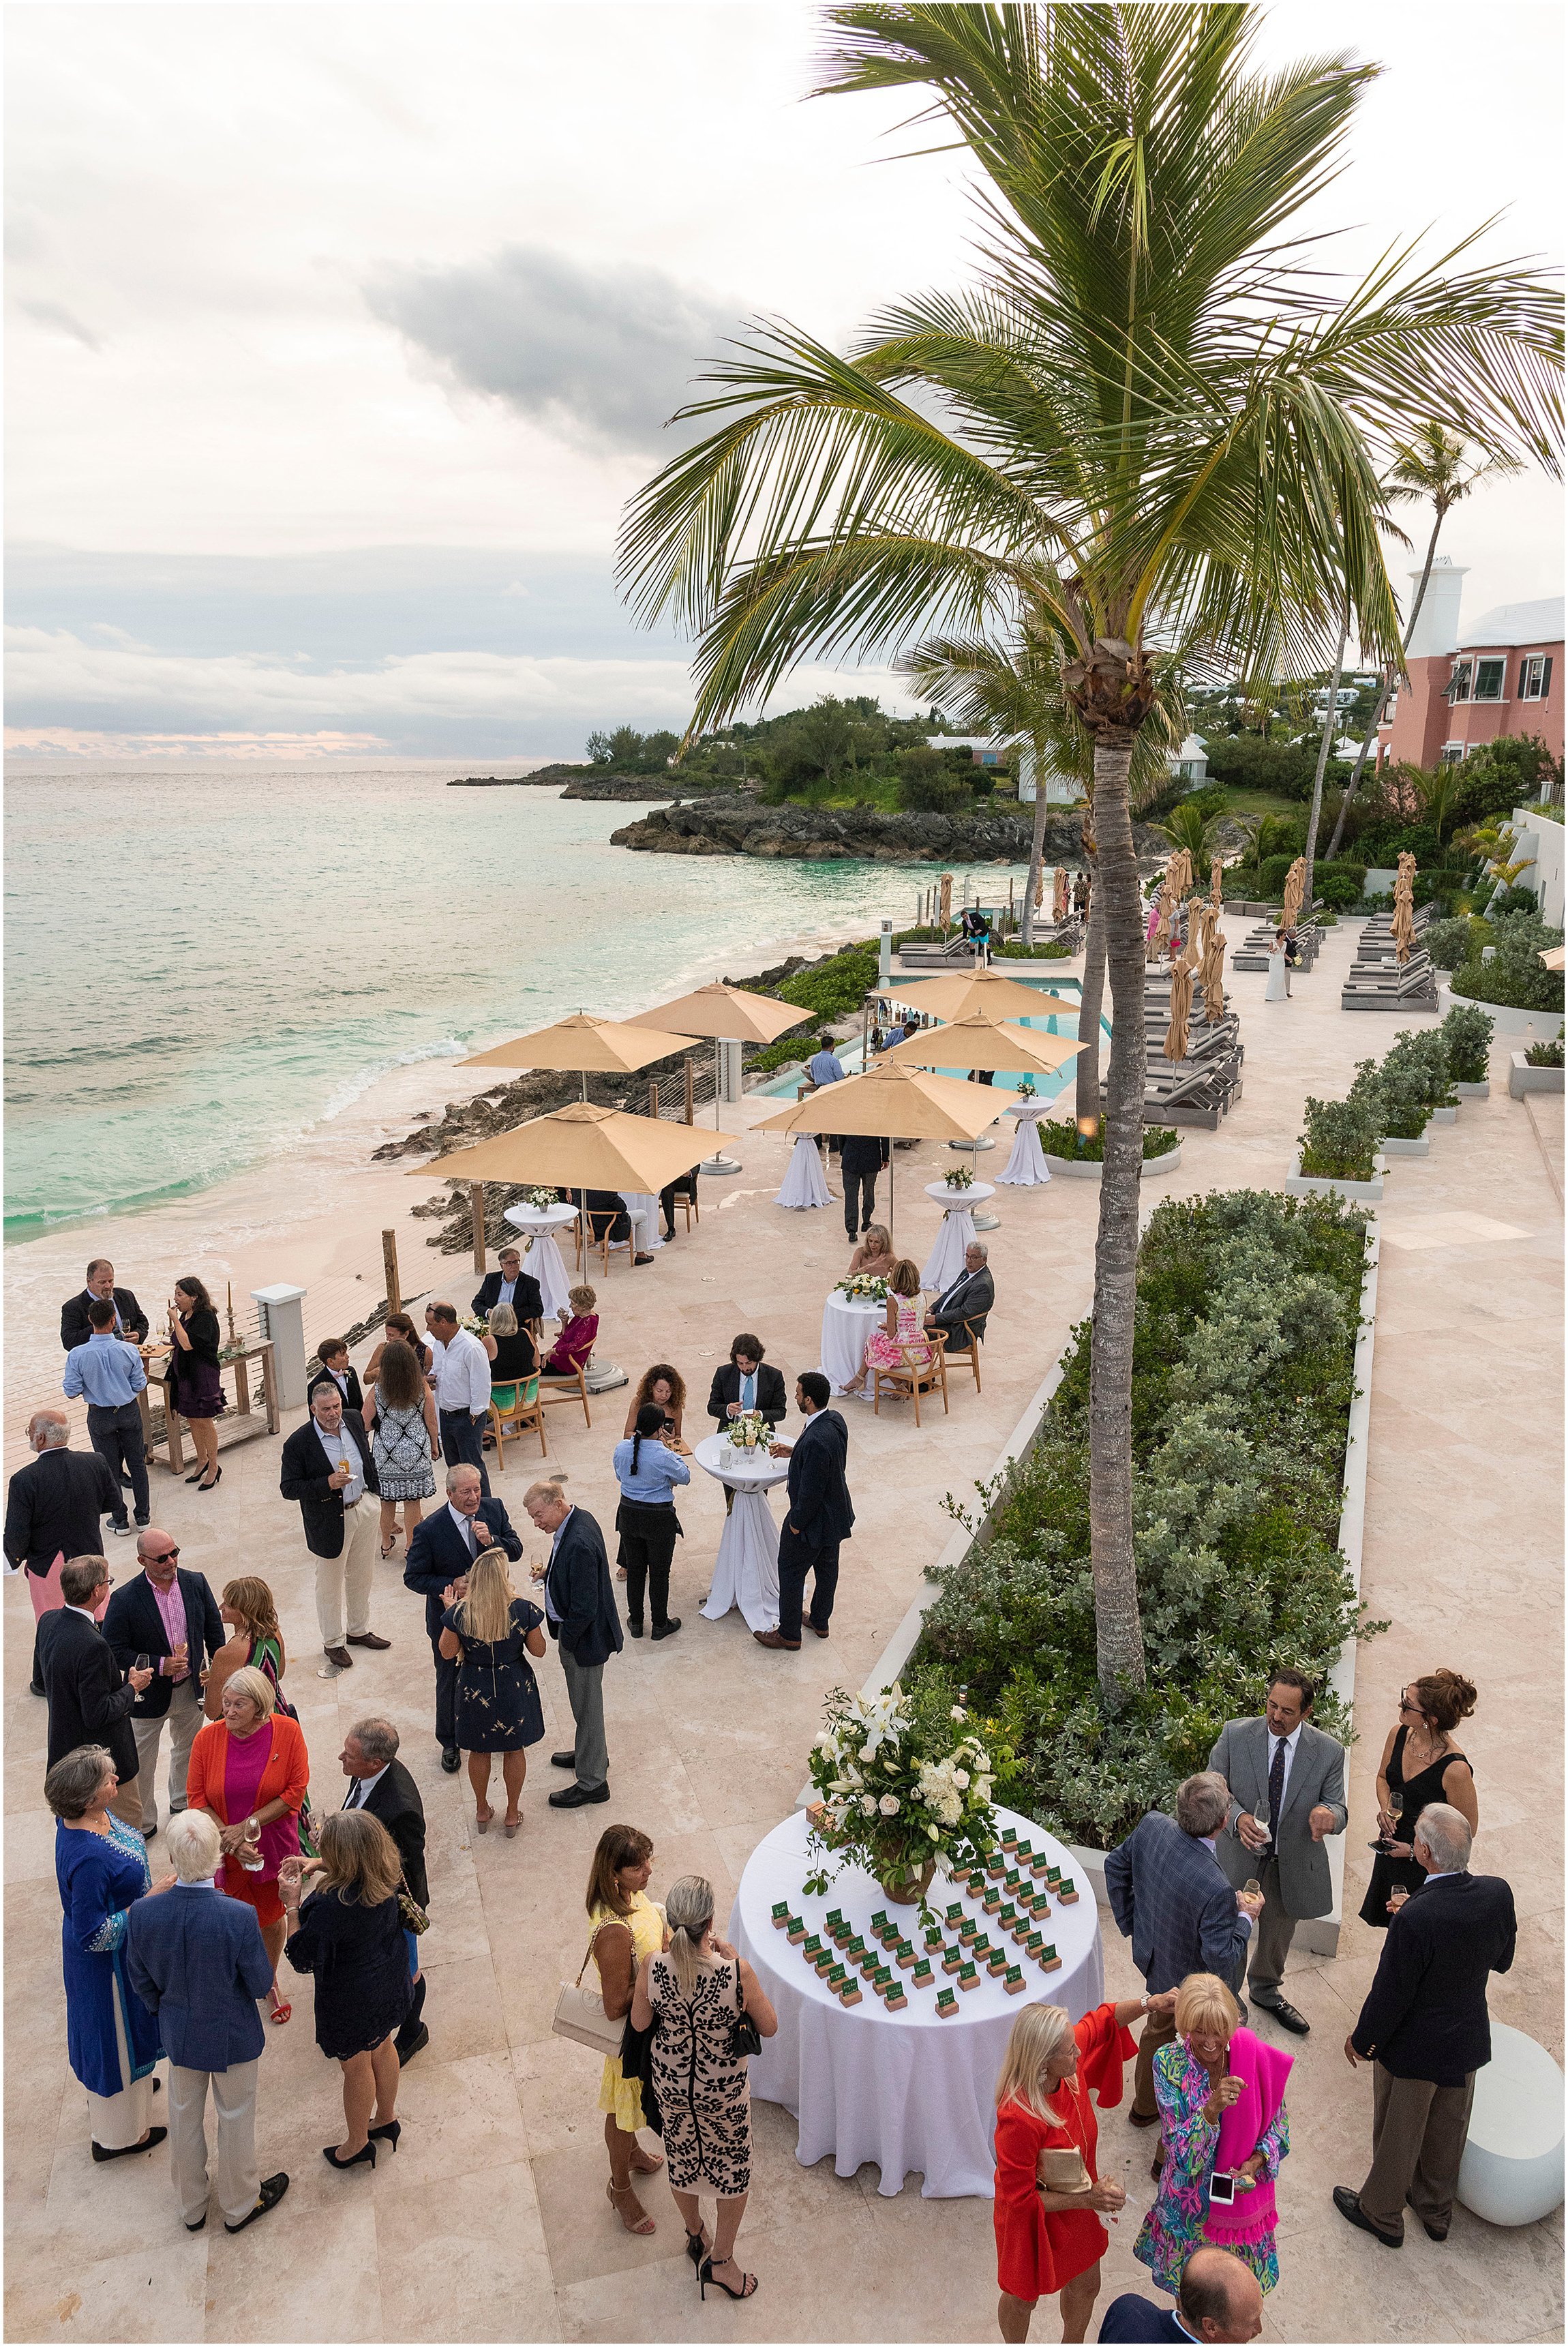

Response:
(1257, 852), (1295, 897)
(777, 940), (883, 1021)
(994, 938), (1073, 960)
(1299, 1092), (1379, 1180)
(1036, 1116), (1179, 1162)
(1450, 911), (1567, 1012)
(1525, 1039), (1565, 1068)
(1488, 885), (1541, 916)
(1203, 734), (1315, 797)
(1426, 914), (1492, 971)
(912, 1190), (1375, 1844)
(1368, 1030), (1452, 1134)
(1317, 871), (1362, 910)
(1439, 1002), (1494, 1084)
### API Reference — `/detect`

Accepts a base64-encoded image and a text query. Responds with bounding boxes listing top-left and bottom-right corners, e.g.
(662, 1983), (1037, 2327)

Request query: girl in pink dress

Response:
(862, 1259), (932, 1379)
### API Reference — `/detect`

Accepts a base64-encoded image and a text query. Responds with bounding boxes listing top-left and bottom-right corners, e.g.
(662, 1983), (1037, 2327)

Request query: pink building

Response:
(1377, 567), (1563, 771)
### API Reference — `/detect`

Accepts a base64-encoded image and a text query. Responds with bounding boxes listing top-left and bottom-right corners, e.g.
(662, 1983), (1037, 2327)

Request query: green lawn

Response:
(1212, 786), (1307, 820)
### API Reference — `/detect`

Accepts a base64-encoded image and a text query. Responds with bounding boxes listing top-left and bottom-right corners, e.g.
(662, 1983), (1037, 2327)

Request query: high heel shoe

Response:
(475, 1808), (492, 1834)
(184, 1468), (206, 1484)
(699, 2256), (757, 2301)
(503, 1816), (522, 1838)
(684, 2226), (710, 2269)
(198, 1465), (222, 1491)
(322, 2140), (376, 2170)
(368, 2120), (400, 2150)
(606, 2181), (655, 2236)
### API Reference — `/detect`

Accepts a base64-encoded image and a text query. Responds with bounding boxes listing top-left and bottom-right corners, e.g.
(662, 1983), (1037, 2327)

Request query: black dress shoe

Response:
(226, 2174), (290, 2231)
(1333, 2186), (1402, 2247)
(92, 2126), (167, 2163)
(29, 1681), (45, 1698)
(549, 1750), (577, 1769)
(1408, 2194), (1449, 2241)
(627, 1617), (645, 1638)
(549, 1782), (611, 1808)
(440, 1746), (461, 1772)
(185, 2217), (206, 2232)
(651, 1617), (681, 1640)
(1253, 1994), (1310, 2035)
(395, 2022), (429, 2067)
(1126, 2107), (1161, 2129)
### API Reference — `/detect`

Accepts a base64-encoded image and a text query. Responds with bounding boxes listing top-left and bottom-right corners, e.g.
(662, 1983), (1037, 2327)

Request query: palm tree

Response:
(620, 4), (1561, 1703)
(1325, 424), (1523, 858)
(1152, 799), (1222, 865)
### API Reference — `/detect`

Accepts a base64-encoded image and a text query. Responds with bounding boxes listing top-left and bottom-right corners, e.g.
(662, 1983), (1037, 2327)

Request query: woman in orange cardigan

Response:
(993, 1993), (1172, 2343)
(186, 1664), (310, 2024)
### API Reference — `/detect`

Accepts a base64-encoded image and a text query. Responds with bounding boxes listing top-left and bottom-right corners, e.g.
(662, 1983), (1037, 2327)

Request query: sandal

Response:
(380, 1542), (396, 1560)
(475, 1806), (494, 1834)
(607, 2181), (655, 2236)
(269, 1999), (292, 2025)
(684, 2224), (710, 2268)
(631, 2144), (665, 2174)
(699, 2257), (757, 2301)
(503, 1815), (522, 1839)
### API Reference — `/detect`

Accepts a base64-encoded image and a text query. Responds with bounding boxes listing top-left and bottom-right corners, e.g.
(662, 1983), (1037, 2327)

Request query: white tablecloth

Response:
(820, 1292), (886, 1394)
(693, 1434), (784, 1631)
(502, 1203), (579, 1318)
(996, 1105), (1051, 1187)
(622, 1192), (665, 1251)
(776, 1134), (832, 1210)
(920, 1182), (994, 1291)
(732, 1806), (1104, 2199)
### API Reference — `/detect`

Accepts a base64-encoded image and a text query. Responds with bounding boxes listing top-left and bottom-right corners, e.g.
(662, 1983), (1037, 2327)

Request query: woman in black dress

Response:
(481, 1302), (539, 1384)
(1358, 1669), (1478, 1928)
(438, 1550), (545, 1838)
(168, 1276), (225, 1490)
(279, 1811), (410, 2169)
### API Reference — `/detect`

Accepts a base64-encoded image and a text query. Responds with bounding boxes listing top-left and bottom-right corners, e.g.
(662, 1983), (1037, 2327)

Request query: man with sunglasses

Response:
(103, 1529), (224, 1840)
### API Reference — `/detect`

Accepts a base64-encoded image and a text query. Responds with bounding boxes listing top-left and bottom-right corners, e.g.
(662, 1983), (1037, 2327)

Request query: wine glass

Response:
(240, 1817), (264, 1873)
(134, 1651), (151, 1680)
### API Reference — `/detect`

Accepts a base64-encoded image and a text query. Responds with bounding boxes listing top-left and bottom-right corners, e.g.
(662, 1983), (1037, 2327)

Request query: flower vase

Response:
(875, 1852), (937, 1906)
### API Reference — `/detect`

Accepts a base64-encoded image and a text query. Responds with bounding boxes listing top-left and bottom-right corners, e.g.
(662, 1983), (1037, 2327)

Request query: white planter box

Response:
(1454, 1079), (1490, 1099)
(1438, 985), (1564, 1043)
(1042, 1143), (1183, 1182)
(1284, 1147), (1385, 1202)
(1509, 1051), (1566, 1100)
(1379, 1135), (1430, 1158)
(1430, 1105), (1458, 1124)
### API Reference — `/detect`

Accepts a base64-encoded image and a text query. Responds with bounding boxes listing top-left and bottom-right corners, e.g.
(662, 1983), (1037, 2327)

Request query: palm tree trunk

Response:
(1020, 738), (1049, 948)
(1074, 862), (1105, 1125)
(1325, 509), (1446, 861)
(1302, 621), (1348, 909)
(1087, 727), (1148, 1703)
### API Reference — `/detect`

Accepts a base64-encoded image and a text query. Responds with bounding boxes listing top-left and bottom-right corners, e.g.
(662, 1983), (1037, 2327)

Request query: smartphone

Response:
(1208, 2171), (1236, 2206)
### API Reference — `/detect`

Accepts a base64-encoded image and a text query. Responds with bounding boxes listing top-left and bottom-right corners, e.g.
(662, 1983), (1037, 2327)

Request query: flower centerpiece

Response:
(803, 1682), (997, 1913)
(834, 1272), (890, 1303)
(944, 1163), (976, 1191)
(725, 1409), (769, 1453)
(519, 1186), (559, 1214)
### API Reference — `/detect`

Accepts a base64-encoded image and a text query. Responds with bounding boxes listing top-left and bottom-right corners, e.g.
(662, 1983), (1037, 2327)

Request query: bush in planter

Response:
(1525, 1038), (1565, 1068)
(1439, 1002), (1494, 1085)
(994, 938), (1073, 959)
(1299, 1091), (1379, 1180)
(1036, 1116), (1179, 1162)
(1449, 910), (1566, 1013)
(1378, 1028), (1457, 1117)
(1426, 914), (1492, 971)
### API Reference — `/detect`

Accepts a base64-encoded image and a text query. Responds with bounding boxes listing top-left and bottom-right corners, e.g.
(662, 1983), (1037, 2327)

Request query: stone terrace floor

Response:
(5, 914), (1563, 2344)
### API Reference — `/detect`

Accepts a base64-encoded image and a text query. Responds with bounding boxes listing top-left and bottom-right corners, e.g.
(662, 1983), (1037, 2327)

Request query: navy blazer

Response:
(1104, 1810), (1251, 1995)
(785, 1409), (854, 1549)
(1351, 1870), (1516, 2086)
(404, 1499), (524, 1641)
(125, 1882), (271, 2072)
(1096, 2296), (1186, 2344)
(353, 1756), (429, 1909)
(37, 1606), (139, 1781)
(472, 1268), (545, 1325)
(3, 1446), (118, 1574)
(104, 1568), (225, 1722)
(706, 1362), (788, 1429)
(61, 1285), (149, 1353)
(279, 1409), (381, 1559)
(543, 1508), (622, 1667)
(306, 1362), (364, 1414)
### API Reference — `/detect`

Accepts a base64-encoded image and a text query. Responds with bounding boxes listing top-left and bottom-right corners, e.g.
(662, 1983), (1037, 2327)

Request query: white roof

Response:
(1458, 597), (1564, 651)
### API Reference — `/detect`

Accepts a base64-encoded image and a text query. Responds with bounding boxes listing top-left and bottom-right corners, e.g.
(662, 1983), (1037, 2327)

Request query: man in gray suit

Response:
(1209, 1667), (1346, 2038)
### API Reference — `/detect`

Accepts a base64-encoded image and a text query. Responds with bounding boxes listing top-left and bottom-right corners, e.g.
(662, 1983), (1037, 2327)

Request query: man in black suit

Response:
(4, 1411), (118, 1694)
(1336, 1804), (1516, 2249)
(38, 1555), (153, 1826)
(472, 1245), (544, 1328)
(1098, 2247), (1263, 2342)
(755, 1372), (854, 1651)
(706, 1336), (788, 1429)
(925, 1240), (996, 1352)
(279, 1382), (391, 1676)
(659, 1165), (701, 1242)
(60, 1258), (150, 1354)
(340, 1717), (430, 2064)
(404, 1463), (524, 1772)
(838, 1133), (890, 1240)
(305, 1339), (363, 1414)
(524, 1480), (621, 1808)
(104, 1529), (224, 1838)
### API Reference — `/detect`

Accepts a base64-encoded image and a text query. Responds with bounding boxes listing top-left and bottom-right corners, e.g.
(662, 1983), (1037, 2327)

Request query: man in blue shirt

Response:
(62, 1297), (149, 1534)
(806, 1034), (846, 1087)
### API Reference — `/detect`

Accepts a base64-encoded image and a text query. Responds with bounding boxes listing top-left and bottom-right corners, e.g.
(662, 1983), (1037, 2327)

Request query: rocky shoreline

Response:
(610, 791), (1065, 864)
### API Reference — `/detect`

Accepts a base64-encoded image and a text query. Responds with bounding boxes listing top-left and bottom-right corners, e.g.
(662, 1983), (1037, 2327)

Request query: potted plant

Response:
(1290, 1092), (1384, 1201)
(520, 1185), (561, 1213)
(1441, 1002), (1494, 1098)
(803, 1682), (998, 1914)
(944, 1163), (976, 1192)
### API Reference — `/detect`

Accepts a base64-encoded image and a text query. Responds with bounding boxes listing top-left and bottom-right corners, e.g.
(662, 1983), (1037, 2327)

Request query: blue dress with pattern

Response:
(56, 1816), (162, 2096)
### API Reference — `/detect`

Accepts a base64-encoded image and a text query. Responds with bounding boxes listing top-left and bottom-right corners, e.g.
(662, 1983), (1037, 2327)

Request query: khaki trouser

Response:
(168, 2059), (260, 2228)
(132, 1676), (202, 1833)
(1131, 1999), (1180, 2121)
(1359, 2062), (1475, 2238)
(315, 1500), (378, 1649)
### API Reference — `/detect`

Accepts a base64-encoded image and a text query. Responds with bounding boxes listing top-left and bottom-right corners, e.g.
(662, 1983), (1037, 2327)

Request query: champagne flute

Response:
(240, 1817), (265, 1873)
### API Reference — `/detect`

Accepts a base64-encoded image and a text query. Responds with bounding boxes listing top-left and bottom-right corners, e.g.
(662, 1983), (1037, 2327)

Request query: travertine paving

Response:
(5, 915), (1561, 2342)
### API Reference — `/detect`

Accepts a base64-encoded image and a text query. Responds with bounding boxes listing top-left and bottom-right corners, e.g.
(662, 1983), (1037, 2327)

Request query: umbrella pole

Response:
(702, 1037), (741, 1176)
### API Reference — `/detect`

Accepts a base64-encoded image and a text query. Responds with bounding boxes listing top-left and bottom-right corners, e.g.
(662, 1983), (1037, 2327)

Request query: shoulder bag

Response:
(552, 1922), (627, 2054)
(727, 1960), (762, 2059)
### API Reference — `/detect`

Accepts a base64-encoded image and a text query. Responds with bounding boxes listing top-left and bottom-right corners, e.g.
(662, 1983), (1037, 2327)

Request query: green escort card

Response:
(970, 1934), (993, 1962)
(986, 1945), (1010, 1974)
(997, 1902), (1018, 1930)
(845, 1934), (866, 1960)
(982, 1884), (1004, 1913)
(825, 1909), (845, 1937)
(839, 1979), (862, 2006)
(1057, 1878), (1080, 1904)
(801, 1934), (823, 1961)
(957, 1915), (979, 1943)
(771, 1900), (791, 1927)
(999, 1824), (1018, 1847)
(941, 1945), (965, 1974)
(985, 1853), (1008, 1879)
(1029, 1851), (1052, 1877)
(935, 1986), (959, 2017)
(1011, 1915), (1034, 1943)
(1045, 1866), (1063, 1886)
(786, 1916), (806, 1943)
(894, 1941), (917, 1969)
(1038, 1943), (1062, 1973)
(825, 1962), (847, 1989)
(945, 1901), (965, 1927)
(911, 1958), (935, 1988)
(884, 1982), (908, 2010)
(922, 1924), (945, 1954)
(870, 1909), (890, 1939)
(873, 1963), (894, 1991)
(1004, 1964), (1025, 1994)
(1003, 1868), (1023, 1893)
(957, 1960), (980, 1992)
(1013, 1838), (1032, 1862)
(1023, 1931), (1045, 1959)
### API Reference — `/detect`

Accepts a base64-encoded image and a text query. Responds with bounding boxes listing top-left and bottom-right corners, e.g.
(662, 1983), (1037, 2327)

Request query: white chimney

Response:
(1404, 558), (1466, 660)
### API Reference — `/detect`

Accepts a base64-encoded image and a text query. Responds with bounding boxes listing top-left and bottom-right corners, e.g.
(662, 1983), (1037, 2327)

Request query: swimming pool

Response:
(751, 975), (1109, 1103)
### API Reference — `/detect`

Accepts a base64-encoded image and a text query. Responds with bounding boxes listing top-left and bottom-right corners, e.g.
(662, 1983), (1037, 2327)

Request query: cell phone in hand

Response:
(1208, 2171), (1237, 2206)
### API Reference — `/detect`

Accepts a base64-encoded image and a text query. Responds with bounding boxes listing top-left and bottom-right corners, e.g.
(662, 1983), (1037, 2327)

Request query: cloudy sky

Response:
(6, 1), (1563, 761)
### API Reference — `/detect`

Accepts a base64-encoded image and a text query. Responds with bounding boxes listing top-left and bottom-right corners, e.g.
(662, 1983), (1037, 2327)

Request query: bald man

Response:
(1097, 2247), (1263, 2343)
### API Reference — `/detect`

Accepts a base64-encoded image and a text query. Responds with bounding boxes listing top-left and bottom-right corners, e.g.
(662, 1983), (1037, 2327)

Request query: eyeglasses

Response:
(1398, 1697), (1421, 1714)
(145, 1546), (181, 1564)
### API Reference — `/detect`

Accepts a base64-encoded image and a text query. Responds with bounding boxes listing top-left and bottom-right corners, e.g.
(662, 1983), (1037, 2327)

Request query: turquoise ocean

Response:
(4, 764), (1033, 1239)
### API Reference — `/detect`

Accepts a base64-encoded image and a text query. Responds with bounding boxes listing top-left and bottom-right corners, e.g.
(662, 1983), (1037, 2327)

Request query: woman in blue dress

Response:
(438, 1549), (546, 1837)
(48, 1744), (170, 2159)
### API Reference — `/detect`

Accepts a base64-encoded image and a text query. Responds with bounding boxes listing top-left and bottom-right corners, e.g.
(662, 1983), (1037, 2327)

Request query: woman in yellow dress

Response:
(587, 1825), (667, 2234)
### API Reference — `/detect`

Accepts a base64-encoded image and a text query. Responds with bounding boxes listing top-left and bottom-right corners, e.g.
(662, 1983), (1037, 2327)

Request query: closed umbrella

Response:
(1052, 866), (1068, 922)
(629, 980), (810, 1174)
(1198, 903), (1228, 1023)
(1210, 856), (1224, 910)
(1392, 852), (1417, 966)
(1163, 942), (1197, 1064)
(938, 873), (954, 928)
(1280, 856), (1306, 936)
(755, 1059), (1002, 1240)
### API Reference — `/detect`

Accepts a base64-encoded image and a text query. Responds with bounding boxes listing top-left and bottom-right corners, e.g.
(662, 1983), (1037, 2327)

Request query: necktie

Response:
(344, 1781), (363, 1810)
(1267, 1735), (1287, 1843)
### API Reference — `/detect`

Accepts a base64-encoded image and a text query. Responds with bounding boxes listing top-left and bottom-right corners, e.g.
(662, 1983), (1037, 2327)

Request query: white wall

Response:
(1513, 806), (1565, 929)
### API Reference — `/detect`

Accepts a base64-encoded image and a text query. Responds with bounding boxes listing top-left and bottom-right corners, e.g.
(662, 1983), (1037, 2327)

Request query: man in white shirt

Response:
(424, 1302), (493, 1497)
(277, 1382), (390, 1675)
(1209, 1669), (1346, 2037)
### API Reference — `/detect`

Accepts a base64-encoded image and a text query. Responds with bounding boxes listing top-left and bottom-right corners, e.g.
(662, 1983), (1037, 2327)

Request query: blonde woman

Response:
(846, 1223), (894, 1279)
(584, 1825), (667, 2236)
(861, 1257), (931, 1381)
(630, 1874), (777, 2300)
(438, 1548), (545, 1836)
(992, 1992), (1164, 2343)
(279, 1811), (410, 2169)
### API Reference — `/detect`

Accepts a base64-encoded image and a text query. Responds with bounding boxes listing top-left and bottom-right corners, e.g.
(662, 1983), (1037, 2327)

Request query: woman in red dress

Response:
(993, 1992), (1175, 2342)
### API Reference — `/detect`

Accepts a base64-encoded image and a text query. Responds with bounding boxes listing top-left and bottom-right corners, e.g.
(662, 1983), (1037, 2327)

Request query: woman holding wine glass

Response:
(1357, 1671), (1478, 1928)
(167, 1276), (226, 1489)
(185, 1666), (309, 2023)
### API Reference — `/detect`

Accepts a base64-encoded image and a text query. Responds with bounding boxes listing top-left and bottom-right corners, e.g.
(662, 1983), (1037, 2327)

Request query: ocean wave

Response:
(313, 1036), (468, 1124)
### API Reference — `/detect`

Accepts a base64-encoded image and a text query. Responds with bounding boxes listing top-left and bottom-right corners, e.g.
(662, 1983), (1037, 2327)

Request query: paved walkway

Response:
(5, 915), (1561, 2342)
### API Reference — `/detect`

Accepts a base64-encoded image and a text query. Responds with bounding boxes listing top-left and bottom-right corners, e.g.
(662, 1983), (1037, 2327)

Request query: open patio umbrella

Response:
(755, 1059), (1003, 1241)
(884, 965), (1081, 1024)
(884, 1009), (1083, 1081)
(628, 981), (809, 1174)
(459, 1013), (697, 1094)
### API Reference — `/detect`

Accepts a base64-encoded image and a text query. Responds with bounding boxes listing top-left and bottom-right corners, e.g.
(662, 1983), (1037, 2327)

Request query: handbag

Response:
(1038, 2147), (1092, 2195)
(397, 1878), (429, 1937)
(727, 1962), (762, 2060)
(552, 1924), (627, 2055)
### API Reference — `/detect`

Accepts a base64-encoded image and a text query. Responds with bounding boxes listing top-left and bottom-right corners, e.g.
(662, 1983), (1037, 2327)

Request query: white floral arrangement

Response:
(519, 1186), (559, 1213)
(944, 1164), (976, 1191)
(802, 1681), (997, 1915)
(834, 1272), (890, 1302)
(725, 1409), (769, 1452)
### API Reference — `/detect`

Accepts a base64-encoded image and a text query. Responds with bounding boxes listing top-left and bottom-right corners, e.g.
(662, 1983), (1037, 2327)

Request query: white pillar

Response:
(879, 919), (894, 985)
(251, 1283), (307, 1409)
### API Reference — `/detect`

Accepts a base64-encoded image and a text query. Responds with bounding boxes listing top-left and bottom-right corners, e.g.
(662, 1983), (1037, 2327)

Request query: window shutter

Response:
(1520, 659), (1529, 697)
(1543, 658), (1554, 701)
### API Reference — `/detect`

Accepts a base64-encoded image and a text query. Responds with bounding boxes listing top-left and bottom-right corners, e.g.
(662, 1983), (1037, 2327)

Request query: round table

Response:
(922, 1181), (995, 1291)
(693, 1434), (784, 1632)
(621, 1191), (665, 1251)
(502, 1202), (578, 1318)
(775, 1134), (832, 1210)
(731, 1805), (1105, 2199)
(996, 1103), (1051, 1187)
(820, 1291), (886, 1395)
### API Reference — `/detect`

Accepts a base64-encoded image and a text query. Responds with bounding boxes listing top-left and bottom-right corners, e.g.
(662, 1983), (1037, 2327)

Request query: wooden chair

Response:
(488, 1374), (547, 1466)
(666, 1172), (701, 1234)
(871, 1332), (949, 1426)
(537, 1362), (593, 1429)
(948, 1317), (986, 1394)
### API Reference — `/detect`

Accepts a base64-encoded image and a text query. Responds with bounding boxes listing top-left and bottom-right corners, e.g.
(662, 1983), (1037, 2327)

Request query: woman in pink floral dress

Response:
(862, 1259), (931, 1384)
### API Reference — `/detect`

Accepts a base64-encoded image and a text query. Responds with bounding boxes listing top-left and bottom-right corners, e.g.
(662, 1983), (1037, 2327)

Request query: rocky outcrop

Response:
(609, 793), (1050, 865)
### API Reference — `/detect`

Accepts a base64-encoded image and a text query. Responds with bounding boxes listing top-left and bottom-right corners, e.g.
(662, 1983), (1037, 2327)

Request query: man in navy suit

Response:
(1104, 1774), (1263, 2125)
(1336, 1804), (1516, 2249)
(404, 1463), (523, 1773)
(1098, 2247), (1263, 2342)
(472, 1244), (544, 1328)
(124, 1808), (288, 2235)
(524, 1479), (621, 1808)
(755, 1372), (854, 1651)
(104, 1529), (224, 1838)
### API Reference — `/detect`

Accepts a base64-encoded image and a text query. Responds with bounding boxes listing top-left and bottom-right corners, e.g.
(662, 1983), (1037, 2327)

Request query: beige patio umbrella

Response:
(885, 1009), (1083, 1081)
(1052, 866), (1068, 921)
(1538, 944), (1566, 972)
(938, 872), (954, 927)
(1147, 879), (1175, 963)
(459, 1013), (697, 1094)
(1164, 933), (1200, 1064)
(1210, 856), (1224, 910)
(1280, 855), (1307, 934)
(627, 980), (810, 1172)
(756, 1059), (1004, 1239)
(1391, 852), (1417, 966)
(1198, 901), (1228, 1023)
(886, 965), (1081, 1023)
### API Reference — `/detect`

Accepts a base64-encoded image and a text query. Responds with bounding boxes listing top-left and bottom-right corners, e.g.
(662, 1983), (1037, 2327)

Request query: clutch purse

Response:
(1038, 2147), (1092, 2196)
(552, 1926), (627, 2055)
(727, 1966), (762, 2059)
